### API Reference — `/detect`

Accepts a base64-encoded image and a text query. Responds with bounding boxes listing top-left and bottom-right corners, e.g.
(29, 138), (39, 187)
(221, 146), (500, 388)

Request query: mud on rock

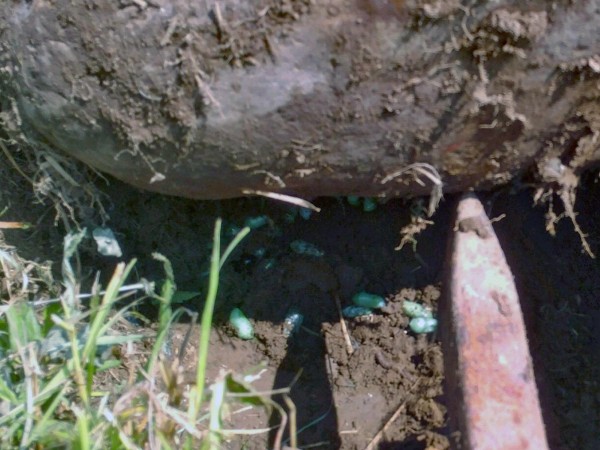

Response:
(1, 0), (600, 199)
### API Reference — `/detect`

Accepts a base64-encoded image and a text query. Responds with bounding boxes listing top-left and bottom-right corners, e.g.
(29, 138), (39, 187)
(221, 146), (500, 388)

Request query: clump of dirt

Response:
(324, 286), (447, 449)
(3, 0), (600, 200)
(464, 8), (548, 61)
(194, 196), (451, 449)
(1, 139), (453, 449)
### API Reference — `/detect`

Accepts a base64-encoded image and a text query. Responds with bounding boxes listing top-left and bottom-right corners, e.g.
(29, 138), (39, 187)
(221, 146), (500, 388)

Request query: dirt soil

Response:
(2, 149), (600, 449)
(109, 192), (452, 450)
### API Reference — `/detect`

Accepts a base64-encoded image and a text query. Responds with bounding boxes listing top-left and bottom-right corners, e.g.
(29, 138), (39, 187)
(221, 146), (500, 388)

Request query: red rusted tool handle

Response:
(441, 194), (548, 450)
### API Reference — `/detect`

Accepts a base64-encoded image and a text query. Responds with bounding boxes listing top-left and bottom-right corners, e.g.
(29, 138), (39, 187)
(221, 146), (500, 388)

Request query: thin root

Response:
(242, 189), (320, 212)
(334, 293), (354, 356)
(381, 163), (443, 216)
(364, 380), (419, 450)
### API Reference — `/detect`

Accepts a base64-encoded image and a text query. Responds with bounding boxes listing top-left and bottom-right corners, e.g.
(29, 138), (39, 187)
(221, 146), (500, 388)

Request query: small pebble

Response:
(92, 227), (122, 257)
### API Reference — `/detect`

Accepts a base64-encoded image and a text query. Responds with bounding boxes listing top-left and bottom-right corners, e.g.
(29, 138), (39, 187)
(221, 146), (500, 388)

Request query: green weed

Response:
(0, 220), (296, 449)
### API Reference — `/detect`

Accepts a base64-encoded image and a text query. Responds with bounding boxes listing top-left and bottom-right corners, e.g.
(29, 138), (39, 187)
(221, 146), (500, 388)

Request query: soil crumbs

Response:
(0, 153), (451, 449)
(4, 150), (600, 449)
(155, 196), (451, 450)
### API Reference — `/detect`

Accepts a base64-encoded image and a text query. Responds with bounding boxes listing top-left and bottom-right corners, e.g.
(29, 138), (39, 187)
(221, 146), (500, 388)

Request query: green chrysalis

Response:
(229, 308), (254, 340)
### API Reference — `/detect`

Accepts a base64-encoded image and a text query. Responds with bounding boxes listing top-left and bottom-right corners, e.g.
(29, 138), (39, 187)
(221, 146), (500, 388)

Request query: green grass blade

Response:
(145, 307), (188, 374)
(171, 291), (202, 304)
(153, 253), (176, 330)
(0, 364), (72, 427)
(83, 260), (137, 361)
(144, 253), (179, 374)
(6, 301), (41, 351)
(0, 375), (18, 403)
(188, 220), (250, 447)
(82, 260), (136, 397)
(75, 406), (91, 450)
(203, 379), (226, 450)
(219, 226), (251, 269)
(28, 386), (68, 445)
(192, 219), (222, 419)
(96, 299), (143, 342)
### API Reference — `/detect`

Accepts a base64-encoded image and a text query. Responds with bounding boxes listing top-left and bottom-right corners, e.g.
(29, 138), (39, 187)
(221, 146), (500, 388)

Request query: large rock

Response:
(1, 0), (600, 199)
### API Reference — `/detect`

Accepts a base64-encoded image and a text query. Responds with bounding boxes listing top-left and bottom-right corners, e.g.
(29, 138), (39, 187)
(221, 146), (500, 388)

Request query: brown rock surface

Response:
(1, 0), (600, 198)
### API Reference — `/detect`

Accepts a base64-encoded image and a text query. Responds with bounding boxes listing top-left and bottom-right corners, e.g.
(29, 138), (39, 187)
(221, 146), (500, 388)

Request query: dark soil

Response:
(490, 176), (600, 450)
(2, 151), (600, 449)
(102, 190), (452, 450)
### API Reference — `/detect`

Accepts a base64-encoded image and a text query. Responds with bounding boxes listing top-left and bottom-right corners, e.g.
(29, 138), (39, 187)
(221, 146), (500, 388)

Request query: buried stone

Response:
(3, 0), (600, 203)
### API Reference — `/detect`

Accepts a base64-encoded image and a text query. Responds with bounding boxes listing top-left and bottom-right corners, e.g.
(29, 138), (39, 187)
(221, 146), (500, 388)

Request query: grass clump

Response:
(0, 219), (296, 449)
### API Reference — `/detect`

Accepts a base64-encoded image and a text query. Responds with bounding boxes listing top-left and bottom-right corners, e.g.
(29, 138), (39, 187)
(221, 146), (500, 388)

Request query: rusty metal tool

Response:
(440, 193), (549, 450)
